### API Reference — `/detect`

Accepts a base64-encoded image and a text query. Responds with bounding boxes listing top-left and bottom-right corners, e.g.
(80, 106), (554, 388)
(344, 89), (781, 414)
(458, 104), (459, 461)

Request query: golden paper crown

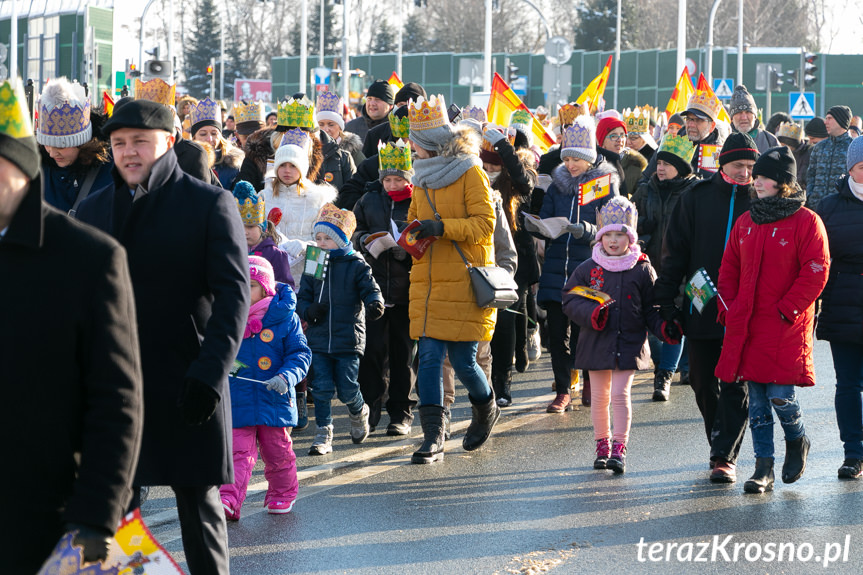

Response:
(0, 80), (34, 139)
(777, 122), (803, 142)
(558, 102), (586, 127)
(480, 124), (514, 152)
(389, 111), (411, 139)
(657, 134), (696, 163)
(378, 139), (412, 174)
(685, 92), (723, 122)
(134, 78), (176, 107)
(234, 101), (265, 125)
(623, 107), (650, 134)
(189, 97), (221, 128)
(233, 181), (266, 228)
(409, 95), (448, 132)
(315, 202), (357, 242)
(278, 97), (316, 129)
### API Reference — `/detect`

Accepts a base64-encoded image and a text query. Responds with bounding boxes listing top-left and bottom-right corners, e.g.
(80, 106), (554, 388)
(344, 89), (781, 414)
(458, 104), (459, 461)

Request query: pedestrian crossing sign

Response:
(789, 92), (816, 119)
(713, 78), (733, 100)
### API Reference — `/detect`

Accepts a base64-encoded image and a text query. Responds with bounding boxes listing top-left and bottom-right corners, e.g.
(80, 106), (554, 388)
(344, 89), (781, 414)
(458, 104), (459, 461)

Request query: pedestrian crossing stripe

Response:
(714, 80), (733, 99)
(790, 92), (816, 119)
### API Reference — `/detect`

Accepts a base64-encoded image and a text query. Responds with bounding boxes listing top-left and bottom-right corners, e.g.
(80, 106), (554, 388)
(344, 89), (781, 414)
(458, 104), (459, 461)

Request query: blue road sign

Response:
(713, 78), (733, 99)
(789, 92), (816, 119)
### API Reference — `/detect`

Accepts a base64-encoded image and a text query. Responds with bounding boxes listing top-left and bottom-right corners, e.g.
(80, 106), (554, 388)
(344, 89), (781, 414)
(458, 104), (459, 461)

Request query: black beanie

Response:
(719, 132), (759, 166)
(0, 132), (40, 180)
(753, 146), (796, 186)
(827, 105), (852, 131)
(366, 80), (395, 105)
(395, 82), (426, 105)
(656, 149), (692, 177)
(805, 117), (828, 138)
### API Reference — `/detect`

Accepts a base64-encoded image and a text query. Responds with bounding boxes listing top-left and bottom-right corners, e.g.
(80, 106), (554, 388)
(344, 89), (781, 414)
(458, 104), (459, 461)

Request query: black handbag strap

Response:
(67, 165), (100, 217)
(422, 186), (473, 269)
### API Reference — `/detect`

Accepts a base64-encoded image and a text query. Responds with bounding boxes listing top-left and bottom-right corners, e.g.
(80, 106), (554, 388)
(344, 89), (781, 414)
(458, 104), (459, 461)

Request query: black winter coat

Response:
(363, 120), (392, 159)
(0, 178), (142, 572)
(816, 176), (863, 344)
(175, 135), (221, 187)
(318, 129), (356, 191)
(654, 170), (752, 339)
(631, 173), (698, 275)
(352, 182), (413, 305)
(336, 153), (380, 210)
(75, 149), (250, 485)
(296, 248), (384, 355)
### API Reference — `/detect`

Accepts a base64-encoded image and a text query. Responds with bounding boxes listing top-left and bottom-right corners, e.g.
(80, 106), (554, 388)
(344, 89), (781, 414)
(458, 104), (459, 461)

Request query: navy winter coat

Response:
(230, 283), (311, 428)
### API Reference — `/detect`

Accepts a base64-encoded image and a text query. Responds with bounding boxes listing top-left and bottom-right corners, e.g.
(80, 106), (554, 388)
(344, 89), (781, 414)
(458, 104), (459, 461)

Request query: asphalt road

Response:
(142, 340), (863, 574)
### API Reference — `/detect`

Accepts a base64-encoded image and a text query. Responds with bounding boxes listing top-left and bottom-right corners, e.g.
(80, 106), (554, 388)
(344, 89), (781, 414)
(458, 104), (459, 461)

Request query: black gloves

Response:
(178, 377), (220, 426)
(305, 302), (329, 324)
(414, 219), (444, 239)
(67, 523), (113, 564)
(659, 304), (682, 322)
(366, 300), (385, 322)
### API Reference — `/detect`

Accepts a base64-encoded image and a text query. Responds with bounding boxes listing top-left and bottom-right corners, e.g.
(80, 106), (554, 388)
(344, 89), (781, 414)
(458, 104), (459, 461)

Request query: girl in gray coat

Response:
(562, 196), (679, 474)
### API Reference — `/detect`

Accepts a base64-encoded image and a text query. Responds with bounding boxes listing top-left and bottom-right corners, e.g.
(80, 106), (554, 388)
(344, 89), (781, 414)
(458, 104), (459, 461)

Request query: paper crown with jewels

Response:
(316, 91), (341, 116)
(36, 78), (92, 147)
(278, 97), (316, 129)
(233, 180), (266, 231)
(0, 79), (34, 139)
(623, 107), (650, 134)
(558, 102), (587, 127)
(134, 78), (176, 107)
(560, 116), (596, 163)
(409, 95), (448, 132)
(314, 202), (357, 248)
(234, 100), (265, 124)
(777, 121), (803, 142)
(461, 105), (487, 123)
(279, 127), (312, 152)
(658, 133), (696, 163)
(509, 109), (533, 144)
(684, 92), (724, 122)
(378, 139), (413, 175)
(480, 124), (514, 152)
(388, 110), (411, 139)
(596, 195), (638, 242)
(189, 97), (221, 130)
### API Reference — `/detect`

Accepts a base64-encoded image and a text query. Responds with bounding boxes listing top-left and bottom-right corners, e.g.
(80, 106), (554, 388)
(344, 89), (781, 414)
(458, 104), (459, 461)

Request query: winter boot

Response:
(652, 369), (673, 402)
(581, 371), (592, 407)
(493, 372), (513, 407)
(607, 441), (626, 474)
(743, 457), (775, 493)
(463, 394), (502, 451)
(295, 391), (308, 431)
(411, 405), (446, 464)
(594, 438), (611, 469)
(838, 458), (863, 479)
(547, 393), (571, 413)
(676, 370), (690, 386)
(782, 434), (810, 484)
(349, 404), (371, 444)
(309, 424), (334, 455)
(515, 342), (529, 373)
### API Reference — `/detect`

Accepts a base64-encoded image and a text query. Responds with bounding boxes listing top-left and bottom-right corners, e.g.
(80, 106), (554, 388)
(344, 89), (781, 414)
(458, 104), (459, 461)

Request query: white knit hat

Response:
(273, 129), (311, 178)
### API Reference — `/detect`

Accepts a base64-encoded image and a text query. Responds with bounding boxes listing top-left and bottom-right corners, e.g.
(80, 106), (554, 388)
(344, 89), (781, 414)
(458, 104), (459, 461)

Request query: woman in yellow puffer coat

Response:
(407, 95), (500, 464)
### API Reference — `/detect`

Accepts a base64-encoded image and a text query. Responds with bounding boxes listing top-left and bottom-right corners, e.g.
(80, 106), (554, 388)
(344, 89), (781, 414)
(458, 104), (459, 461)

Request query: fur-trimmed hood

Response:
(244, 128), (276, 173)
(339, 131), (363, 155)
(550, 157), (620, 197)
(413, 126), (483, 190)
(218, 144), (244, 170)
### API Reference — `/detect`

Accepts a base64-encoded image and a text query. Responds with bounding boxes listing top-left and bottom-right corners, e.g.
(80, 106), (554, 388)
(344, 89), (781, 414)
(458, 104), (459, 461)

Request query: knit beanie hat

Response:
(596, 116), (627, 149)
(233, 180), (266, 231)
(753, 146), (797, 186)
(366, 80), (395, 105)
(827, 105), (852, 131)
(596, 195), (638, 245)
(273, 129), (311, 178)
(846, 135), (863, 172)
(560, 116), (597, 164)
(313, 202), (356, 248)
(719, 132), (759, 167)
(316, 91), (344, 130)
(656, 134), (696, 177)
(36, 78), (92, 148)
(0, 80), (41, 180)
(729, 85), (757, 117)
(394, 82), (426, 105)
(804, 117), (828, 139)
(249, 255), (276, 296)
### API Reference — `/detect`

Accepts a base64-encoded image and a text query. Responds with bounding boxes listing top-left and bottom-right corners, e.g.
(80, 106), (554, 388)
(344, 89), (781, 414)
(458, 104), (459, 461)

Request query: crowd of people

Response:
(4, 71), (863, 572)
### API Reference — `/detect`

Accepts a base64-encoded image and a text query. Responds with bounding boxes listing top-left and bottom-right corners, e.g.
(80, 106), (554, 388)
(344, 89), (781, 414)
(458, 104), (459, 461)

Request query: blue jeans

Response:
(310, 352), (364, 427)
(417, 337), (492, 406)
(830, 342), (863, 459)
(647, 334), (686, 372)
(747, 381), (805, 459)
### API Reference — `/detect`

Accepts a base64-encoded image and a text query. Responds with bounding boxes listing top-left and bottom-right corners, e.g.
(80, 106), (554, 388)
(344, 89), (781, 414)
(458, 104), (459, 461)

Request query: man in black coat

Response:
(76, 100), (249, 574)
(0, 80), (143, 573)
(654, 132), (759, 484)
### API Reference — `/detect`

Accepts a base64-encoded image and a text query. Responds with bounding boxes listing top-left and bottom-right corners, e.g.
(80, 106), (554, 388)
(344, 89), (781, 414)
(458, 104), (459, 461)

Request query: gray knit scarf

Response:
(412, 154), (482, 190)
(748, 185), (806, 224)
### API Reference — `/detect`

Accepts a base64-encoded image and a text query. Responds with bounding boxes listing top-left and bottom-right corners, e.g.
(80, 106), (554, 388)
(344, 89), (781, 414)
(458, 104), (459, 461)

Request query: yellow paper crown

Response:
(777, 122), (803, 142)
(657, 134), (696, 163)
(134, 78), (176, 107)
(234, 101), (265, 124)
(378, 139), (412, 174)
(409, 95), (448, 132)
(388, 111), (411, 139)
(278, 97), (316, 129)
(558, 102), (586, 127)
(0, 80), (34, 139)
(623, 107), (650, 134)
(480, 124), (514, 152)
(685, 92), (723, 122)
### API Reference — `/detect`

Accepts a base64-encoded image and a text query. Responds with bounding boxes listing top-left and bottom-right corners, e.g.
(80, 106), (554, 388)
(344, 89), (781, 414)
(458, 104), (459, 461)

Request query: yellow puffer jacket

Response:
(409, 164), (497, 341)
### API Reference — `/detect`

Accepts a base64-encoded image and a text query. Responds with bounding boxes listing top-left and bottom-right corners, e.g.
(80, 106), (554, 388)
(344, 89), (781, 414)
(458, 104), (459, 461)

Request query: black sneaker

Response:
(838, 458), (863, 479)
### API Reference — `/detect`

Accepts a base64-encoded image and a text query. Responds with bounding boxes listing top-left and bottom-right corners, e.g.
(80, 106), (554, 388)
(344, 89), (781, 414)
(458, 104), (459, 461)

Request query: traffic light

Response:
(507, 62), (519, 84)
(127, 62), (141, 78)
(785, 69), (799, 89)
(769, 67), (784, 91)
(413, 0), (427, 6)
(206, 64), (214, 76)
(804, 53), (818, 87)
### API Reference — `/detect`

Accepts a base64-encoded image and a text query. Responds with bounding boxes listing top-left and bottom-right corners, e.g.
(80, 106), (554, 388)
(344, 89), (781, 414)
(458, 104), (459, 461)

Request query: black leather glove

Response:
(414, 219), (444, 239)
(659, 304), (682, 322)
(67, 523), (113, 564)
(178, 377), (220, 426)
(366, 300), (385, 321)
(305, 302), (329, 324)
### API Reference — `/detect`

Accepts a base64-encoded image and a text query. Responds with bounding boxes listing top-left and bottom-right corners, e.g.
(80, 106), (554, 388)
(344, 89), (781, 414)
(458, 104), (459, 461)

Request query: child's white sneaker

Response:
(309, 424), (334, 455)
(349, 404), (370, 444)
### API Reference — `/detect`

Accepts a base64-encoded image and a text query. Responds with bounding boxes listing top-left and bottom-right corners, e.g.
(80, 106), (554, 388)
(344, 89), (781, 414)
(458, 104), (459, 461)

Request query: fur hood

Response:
(550, 157), (620, 197)
(244, 128), (276, 173)
(339, 132), (363, 155)
(441, 125), (481, 158)
(621, 148), (647, 171)
(219, 144), (244, 170)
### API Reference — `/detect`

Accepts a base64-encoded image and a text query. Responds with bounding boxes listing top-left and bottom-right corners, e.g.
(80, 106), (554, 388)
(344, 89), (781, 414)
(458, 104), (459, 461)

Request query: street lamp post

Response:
(613, 0), (621, 110)
(300, 0), (308, 95)
(341, 0), (349, 104)
(705, 0), (723, 85)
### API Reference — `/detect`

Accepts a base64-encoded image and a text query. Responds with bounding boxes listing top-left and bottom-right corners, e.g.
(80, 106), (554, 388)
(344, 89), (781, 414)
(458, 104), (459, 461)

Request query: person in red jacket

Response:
(715, 146), (830, 494)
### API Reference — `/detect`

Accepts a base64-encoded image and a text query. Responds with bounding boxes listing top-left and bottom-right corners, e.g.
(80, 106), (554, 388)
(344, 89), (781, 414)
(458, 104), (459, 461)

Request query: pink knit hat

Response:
(249, 255), (276, 296)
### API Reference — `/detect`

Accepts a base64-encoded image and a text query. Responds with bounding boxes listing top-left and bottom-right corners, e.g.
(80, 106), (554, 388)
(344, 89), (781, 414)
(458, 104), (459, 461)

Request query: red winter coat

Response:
(714, 207), (829, 386)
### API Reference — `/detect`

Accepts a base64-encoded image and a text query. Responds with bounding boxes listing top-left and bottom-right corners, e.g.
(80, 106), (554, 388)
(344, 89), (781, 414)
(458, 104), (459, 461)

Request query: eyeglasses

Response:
(605, 134), (625, 142)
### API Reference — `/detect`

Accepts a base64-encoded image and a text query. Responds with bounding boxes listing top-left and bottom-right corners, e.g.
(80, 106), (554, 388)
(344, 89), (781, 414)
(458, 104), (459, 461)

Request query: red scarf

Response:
(387, 183), (413, 203)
